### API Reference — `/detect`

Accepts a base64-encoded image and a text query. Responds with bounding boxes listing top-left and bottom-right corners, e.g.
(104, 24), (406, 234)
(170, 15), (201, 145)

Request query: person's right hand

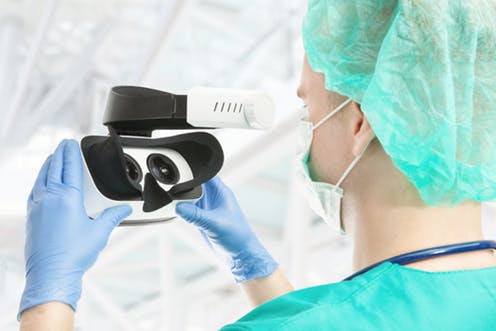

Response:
(175, 177), (278, 283)
(19, 139), (131, 319)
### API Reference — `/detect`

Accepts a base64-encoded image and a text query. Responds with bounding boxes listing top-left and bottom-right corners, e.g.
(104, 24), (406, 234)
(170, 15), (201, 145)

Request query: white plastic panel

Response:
(186, 87), (275, 129)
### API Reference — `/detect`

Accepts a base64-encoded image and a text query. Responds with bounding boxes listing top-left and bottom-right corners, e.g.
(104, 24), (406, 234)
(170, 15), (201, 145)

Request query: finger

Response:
(195, 184), (210, 209)
(95, 204), (132, 227)
(62, 139), (83, 190)
(196, 176), (226, 209)
(206, 176), (232, 198)
(47, 140), (67, 186)
(175, 202), (210, 230)
(29, 155), (52, 202)
(203, 176), (223, 192)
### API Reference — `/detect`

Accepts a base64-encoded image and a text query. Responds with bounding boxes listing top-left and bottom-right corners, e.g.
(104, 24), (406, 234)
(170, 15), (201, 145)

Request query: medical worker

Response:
(18, 0), (496, 330)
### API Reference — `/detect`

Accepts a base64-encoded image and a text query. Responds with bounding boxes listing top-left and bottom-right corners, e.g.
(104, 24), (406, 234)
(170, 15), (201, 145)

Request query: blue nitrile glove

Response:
(175, 176), (278, 283)
(19, 139), (131, 318)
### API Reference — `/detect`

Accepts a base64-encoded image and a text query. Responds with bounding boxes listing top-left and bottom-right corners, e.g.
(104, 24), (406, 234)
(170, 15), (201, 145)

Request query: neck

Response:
(350, 200), (485, 272)
(343, 143), (496, 273)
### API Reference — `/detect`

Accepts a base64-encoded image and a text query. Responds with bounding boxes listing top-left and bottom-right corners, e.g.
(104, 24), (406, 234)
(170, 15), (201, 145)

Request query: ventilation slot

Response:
(214, 101), (242, 114)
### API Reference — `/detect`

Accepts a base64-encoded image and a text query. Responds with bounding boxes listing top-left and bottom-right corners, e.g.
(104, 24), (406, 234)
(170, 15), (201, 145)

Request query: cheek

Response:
(309, 124), (350, 184)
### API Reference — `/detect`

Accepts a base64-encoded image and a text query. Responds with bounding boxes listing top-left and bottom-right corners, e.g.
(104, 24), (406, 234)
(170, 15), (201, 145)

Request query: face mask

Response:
(297, 98), (373, 234)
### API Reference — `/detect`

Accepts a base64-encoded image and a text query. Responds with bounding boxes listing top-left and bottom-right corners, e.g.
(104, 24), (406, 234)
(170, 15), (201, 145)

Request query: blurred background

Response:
(0, 0), (494, 330)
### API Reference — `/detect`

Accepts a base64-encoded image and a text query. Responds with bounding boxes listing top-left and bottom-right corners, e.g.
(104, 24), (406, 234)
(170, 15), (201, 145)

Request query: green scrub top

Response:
(220, 262), (496, 330)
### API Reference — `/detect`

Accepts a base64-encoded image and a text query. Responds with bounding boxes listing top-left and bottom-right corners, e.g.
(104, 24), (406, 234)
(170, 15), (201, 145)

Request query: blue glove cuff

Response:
(231, 248), (279, 283)
(18, 277), (82, 321)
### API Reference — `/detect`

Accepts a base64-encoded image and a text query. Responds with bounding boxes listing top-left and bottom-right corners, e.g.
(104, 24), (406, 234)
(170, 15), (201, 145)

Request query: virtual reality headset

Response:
(81, 86), (275, 225)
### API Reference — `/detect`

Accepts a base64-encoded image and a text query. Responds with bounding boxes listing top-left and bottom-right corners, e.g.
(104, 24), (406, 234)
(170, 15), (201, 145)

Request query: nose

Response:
(296, 86), (304, 100)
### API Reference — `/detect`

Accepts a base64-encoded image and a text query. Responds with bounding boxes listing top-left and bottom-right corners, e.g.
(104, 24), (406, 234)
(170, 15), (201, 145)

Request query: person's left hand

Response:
(175, 177), (278, 283)
(19, 139), (131, 319)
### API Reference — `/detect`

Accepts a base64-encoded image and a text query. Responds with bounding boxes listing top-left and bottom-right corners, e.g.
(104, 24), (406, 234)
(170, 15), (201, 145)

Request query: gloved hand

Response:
(19, 139), (131, 318)
(175, 177), (278, 283)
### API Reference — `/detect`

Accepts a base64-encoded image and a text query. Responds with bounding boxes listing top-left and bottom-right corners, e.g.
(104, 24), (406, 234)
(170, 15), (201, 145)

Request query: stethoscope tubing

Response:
(344, 240), (496, 281)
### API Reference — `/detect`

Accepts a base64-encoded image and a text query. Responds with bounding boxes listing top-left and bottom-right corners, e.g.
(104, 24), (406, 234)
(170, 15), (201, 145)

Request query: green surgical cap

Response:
(302, 0), (496, 205)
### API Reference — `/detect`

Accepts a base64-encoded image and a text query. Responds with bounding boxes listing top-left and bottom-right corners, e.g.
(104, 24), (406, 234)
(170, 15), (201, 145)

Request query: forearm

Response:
(19, 302), (74, 331)
(240, 267), (294, 308)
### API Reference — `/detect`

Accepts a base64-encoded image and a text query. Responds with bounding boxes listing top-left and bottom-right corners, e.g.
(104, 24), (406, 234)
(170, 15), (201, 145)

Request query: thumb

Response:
(176, 202), (209, 229)
(95, 204), (132, 230)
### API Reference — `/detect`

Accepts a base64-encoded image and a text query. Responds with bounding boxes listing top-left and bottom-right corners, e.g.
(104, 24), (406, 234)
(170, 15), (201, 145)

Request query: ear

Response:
(350, 102), (374, 157)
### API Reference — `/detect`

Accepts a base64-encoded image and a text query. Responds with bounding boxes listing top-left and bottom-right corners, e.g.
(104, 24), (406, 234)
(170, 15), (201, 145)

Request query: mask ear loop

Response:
(335, 136), (375, 189)
(335, 135), (375, 234)
(313, 98), (352, 130)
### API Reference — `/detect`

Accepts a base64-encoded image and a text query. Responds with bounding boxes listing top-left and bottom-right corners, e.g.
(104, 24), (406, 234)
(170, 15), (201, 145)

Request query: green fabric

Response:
(221, 262), (496, 330)
(301, 0), (496, 205)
